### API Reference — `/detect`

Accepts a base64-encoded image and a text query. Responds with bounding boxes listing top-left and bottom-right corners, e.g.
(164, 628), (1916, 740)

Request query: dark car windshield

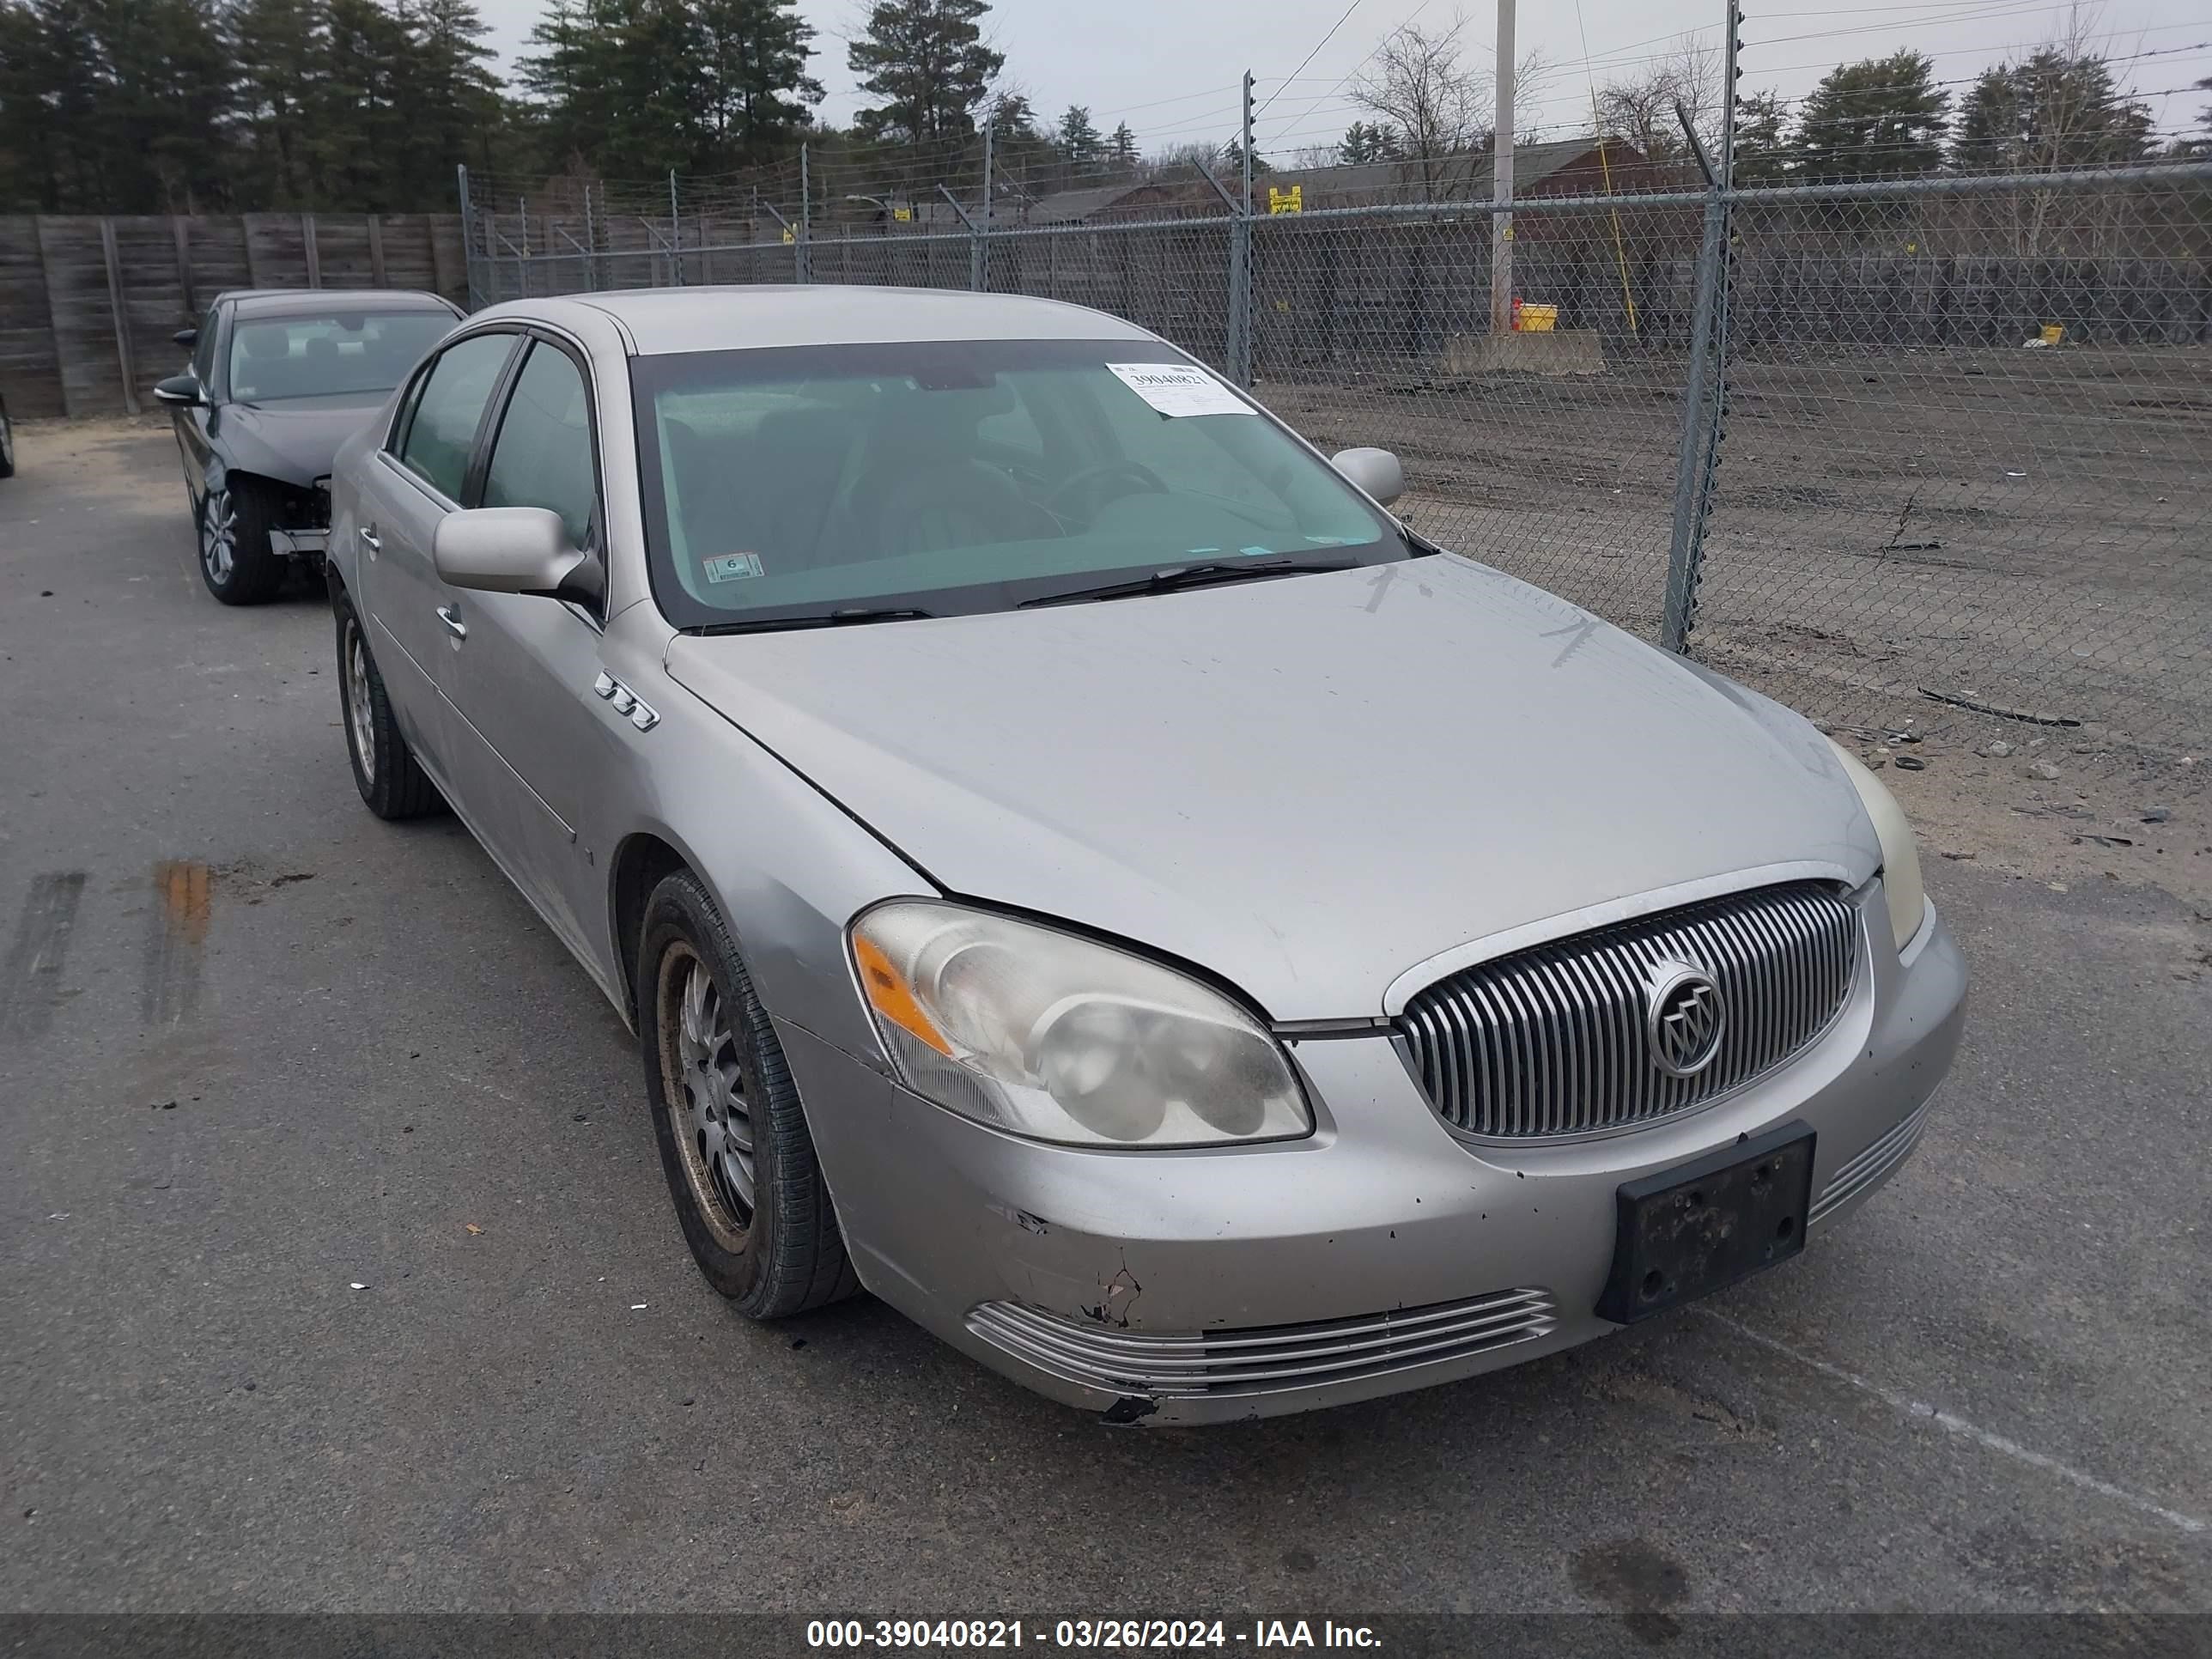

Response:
(228, 310), (453, 404)
(630, 338), (1407, 629)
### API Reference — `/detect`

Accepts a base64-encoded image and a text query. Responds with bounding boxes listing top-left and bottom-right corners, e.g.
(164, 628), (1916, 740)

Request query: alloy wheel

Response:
(658, 943), (756, 1250)
(344, 620), (376, 788)
(199, 487), (235, 584)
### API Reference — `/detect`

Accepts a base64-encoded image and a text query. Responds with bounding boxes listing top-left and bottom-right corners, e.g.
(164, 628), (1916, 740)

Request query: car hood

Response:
(665, 556), (1878, 1021)
(213, 394), (389, 488)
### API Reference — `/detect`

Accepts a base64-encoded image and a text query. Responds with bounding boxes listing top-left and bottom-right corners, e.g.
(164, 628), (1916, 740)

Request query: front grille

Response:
(967, 1288), (1557, 1400)
(1400, 881), (1859, 1139)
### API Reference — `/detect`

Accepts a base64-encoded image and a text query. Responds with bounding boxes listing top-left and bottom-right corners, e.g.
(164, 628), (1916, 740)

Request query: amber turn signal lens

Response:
(853, 933), (954, 1055)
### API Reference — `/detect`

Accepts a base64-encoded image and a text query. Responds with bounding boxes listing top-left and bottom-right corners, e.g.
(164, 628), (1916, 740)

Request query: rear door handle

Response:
(435, 605), (467, 641)
(358, 525), (381, 554)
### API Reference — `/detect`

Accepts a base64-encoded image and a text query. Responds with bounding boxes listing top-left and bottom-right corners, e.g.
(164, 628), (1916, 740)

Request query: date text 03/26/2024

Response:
(805, 1620), (1382, 1650)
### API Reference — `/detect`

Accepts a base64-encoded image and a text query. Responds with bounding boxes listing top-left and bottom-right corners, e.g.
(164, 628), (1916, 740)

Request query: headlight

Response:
(848, 901), (1312, 1148)
(1826, 739), (1927, 951)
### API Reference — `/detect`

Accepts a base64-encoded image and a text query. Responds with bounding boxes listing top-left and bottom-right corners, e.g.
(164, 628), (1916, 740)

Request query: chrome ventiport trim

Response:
(967, 1289), (1558, 1399)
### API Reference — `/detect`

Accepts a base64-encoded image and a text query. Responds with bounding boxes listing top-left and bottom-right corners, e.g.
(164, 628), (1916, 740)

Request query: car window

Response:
(629, 339), (1398, 629)
(191, 310), (220, 386)
(482, 341), (596, 550)
(228, 309), (454, 404)
(396, 333), (517, 501)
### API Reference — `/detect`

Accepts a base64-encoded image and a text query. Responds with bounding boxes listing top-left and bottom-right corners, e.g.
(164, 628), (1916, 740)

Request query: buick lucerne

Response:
(323, 286), (1966, 1424)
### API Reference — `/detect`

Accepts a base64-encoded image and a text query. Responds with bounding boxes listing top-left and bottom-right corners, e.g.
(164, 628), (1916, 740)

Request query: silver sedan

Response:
(325, 287), (1965, 1425)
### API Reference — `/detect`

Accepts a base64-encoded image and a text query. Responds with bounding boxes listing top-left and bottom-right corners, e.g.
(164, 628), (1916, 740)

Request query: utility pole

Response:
(1490, 0), (1516, 337)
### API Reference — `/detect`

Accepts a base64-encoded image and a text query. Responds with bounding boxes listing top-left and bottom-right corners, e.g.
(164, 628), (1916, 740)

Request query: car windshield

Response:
(630, 339), (1407, 629)
(228, 310), (453, 404)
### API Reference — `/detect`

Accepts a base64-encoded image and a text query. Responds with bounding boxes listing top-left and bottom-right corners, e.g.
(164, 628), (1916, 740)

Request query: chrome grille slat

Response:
(967, 1289), (1559, 1399)
(1400, 882), (1860, 1139)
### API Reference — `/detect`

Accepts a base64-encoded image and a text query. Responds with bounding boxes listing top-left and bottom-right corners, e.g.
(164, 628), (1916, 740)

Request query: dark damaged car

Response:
(157, 289), (460, 604)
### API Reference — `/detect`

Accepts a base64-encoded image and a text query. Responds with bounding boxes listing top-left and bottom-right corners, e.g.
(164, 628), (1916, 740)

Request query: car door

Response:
(172, 303), (225, 502)
(437, 333), (617, 963)
(352, 329), (522, 774)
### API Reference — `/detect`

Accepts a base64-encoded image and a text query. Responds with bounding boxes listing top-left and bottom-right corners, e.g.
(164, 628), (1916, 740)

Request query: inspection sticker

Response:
(702, 552), (765, 584)
(1105, 362), (1253, 417)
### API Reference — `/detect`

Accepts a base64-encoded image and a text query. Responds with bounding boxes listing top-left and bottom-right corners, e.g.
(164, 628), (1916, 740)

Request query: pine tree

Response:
(234, 0), (327, 205)
(404, 0), (506, 198)
(1107, 120), (1136, 170)
(1954, 49), (2154, 173)
(1792, 51), (1948, 182)
(1054, 104), (1100, 175)
(518, 0), (620, 170)
(694, 0), (821, 167)
(601, 0), (706, 176)
(847, 0), (1001, 149)
(312, 0), (416, 209)
(1219, 137), (1268, 178)
(1731, 90), (1792, 184)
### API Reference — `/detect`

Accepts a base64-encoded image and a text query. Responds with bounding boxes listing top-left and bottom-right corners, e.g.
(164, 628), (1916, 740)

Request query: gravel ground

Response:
(1264, 343), (2211, 787)
(2, 418), (2209, 1620)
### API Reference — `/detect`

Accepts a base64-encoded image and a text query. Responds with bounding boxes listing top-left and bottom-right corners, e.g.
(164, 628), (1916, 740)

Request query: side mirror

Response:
(434, 507), (587, 595)
(173, 327), (198, 349)
(1331, 447), (1405, 507)
(153, 374), (204, 408)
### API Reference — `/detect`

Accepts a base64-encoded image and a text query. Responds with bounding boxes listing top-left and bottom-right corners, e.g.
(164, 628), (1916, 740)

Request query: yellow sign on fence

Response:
(781, 227), (794, 245)
(892, 205), (913, 222)
(1268, 185), (1303, 216)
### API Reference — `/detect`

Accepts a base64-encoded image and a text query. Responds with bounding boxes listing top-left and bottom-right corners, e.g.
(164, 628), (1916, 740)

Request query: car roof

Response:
(220, 289), (462, 318)
(474, 285), (1159, 356)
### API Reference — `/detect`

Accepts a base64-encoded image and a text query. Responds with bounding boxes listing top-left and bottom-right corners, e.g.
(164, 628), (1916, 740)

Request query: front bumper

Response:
(783, 890), (1966, 1425)
(270, 527), (330, 557)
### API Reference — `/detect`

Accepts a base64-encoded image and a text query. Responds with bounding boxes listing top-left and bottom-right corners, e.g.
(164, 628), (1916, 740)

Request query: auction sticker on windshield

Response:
(1105, 362), (1253, 418)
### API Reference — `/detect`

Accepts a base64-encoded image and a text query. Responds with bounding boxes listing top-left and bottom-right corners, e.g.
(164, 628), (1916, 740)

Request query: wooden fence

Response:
(0, 213), (467, 420)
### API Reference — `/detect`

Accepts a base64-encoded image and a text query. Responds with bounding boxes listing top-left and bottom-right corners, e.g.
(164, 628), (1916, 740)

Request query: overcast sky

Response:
(467, 0), (2212, 161)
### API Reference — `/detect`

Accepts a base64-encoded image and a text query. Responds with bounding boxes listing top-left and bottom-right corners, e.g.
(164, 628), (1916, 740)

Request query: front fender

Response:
(592, 601), (936, 1067)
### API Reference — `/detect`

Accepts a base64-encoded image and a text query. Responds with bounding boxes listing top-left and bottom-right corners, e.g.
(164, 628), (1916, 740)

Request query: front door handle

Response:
(435, 605), (467, 641)
(358, 524), (381, 554)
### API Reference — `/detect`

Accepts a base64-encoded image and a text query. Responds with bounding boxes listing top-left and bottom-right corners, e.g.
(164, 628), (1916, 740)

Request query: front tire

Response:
(334, 594), (442, 819)
(0, 398), (15, 479)
(638, 871), (859, 1319)
(197, 479), (286, 605)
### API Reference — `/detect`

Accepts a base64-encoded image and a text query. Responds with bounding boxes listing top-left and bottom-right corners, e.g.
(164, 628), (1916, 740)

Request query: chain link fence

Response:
(460, 157), (2212, 777)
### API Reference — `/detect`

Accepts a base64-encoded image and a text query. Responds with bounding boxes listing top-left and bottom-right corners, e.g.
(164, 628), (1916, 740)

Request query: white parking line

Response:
(1698, 1310), (2209, 1536)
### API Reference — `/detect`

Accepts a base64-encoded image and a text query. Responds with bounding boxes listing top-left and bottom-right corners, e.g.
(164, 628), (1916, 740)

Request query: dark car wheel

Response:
(197, 479), (287, 605)
(334, 593), (442, 820)
(638, 870), (860, 1320)
(0, 397), (15, 479)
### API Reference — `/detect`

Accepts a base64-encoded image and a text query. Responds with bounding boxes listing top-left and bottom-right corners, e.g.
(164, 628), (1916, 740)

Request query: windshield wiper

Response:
(1018, 556), (1358, 609)
(691, 605), (935, 636)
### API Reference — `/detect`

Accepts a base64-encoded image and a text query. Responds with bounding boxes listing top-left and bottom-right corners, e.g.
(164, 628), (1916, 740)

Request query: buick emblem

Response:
(1645, 961), (1725, 1078)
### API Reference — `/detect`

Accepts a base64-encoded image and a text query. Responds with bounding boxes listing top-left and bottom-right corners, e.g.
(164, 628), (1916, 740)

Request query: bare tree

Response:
(1595, 35), (1720, 167)
(1351, 15), (1484, 199)
(1349, 15), (1554, 200)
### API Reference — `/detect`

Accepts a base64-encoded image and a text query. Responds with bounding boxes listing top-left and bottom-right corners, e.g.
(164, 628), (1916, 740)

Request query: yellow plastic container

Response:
(2039, 324), (2065, 346)
(1516, 302), (1559, 333)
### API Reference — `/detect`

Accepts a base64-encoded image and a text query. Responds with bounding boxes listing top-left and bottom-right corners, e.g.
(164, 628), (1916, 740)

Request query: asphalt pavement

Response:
(2, 418), (2209, 1617)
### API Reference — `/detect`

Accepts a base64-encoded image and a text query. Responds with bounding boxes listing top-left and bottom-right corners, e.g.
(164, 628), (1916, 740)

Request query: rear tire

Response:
(638, 870), (860, 1320)
(198, 479), (287, 605)
(334, 592), (442, 820)
(0, 398), (15, 479)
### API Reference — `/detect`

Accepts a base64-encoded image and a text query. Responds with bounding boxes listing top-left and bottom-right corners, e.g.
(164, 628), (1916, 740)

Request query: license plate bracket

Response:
(1596, 1121), (1816, 1325)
